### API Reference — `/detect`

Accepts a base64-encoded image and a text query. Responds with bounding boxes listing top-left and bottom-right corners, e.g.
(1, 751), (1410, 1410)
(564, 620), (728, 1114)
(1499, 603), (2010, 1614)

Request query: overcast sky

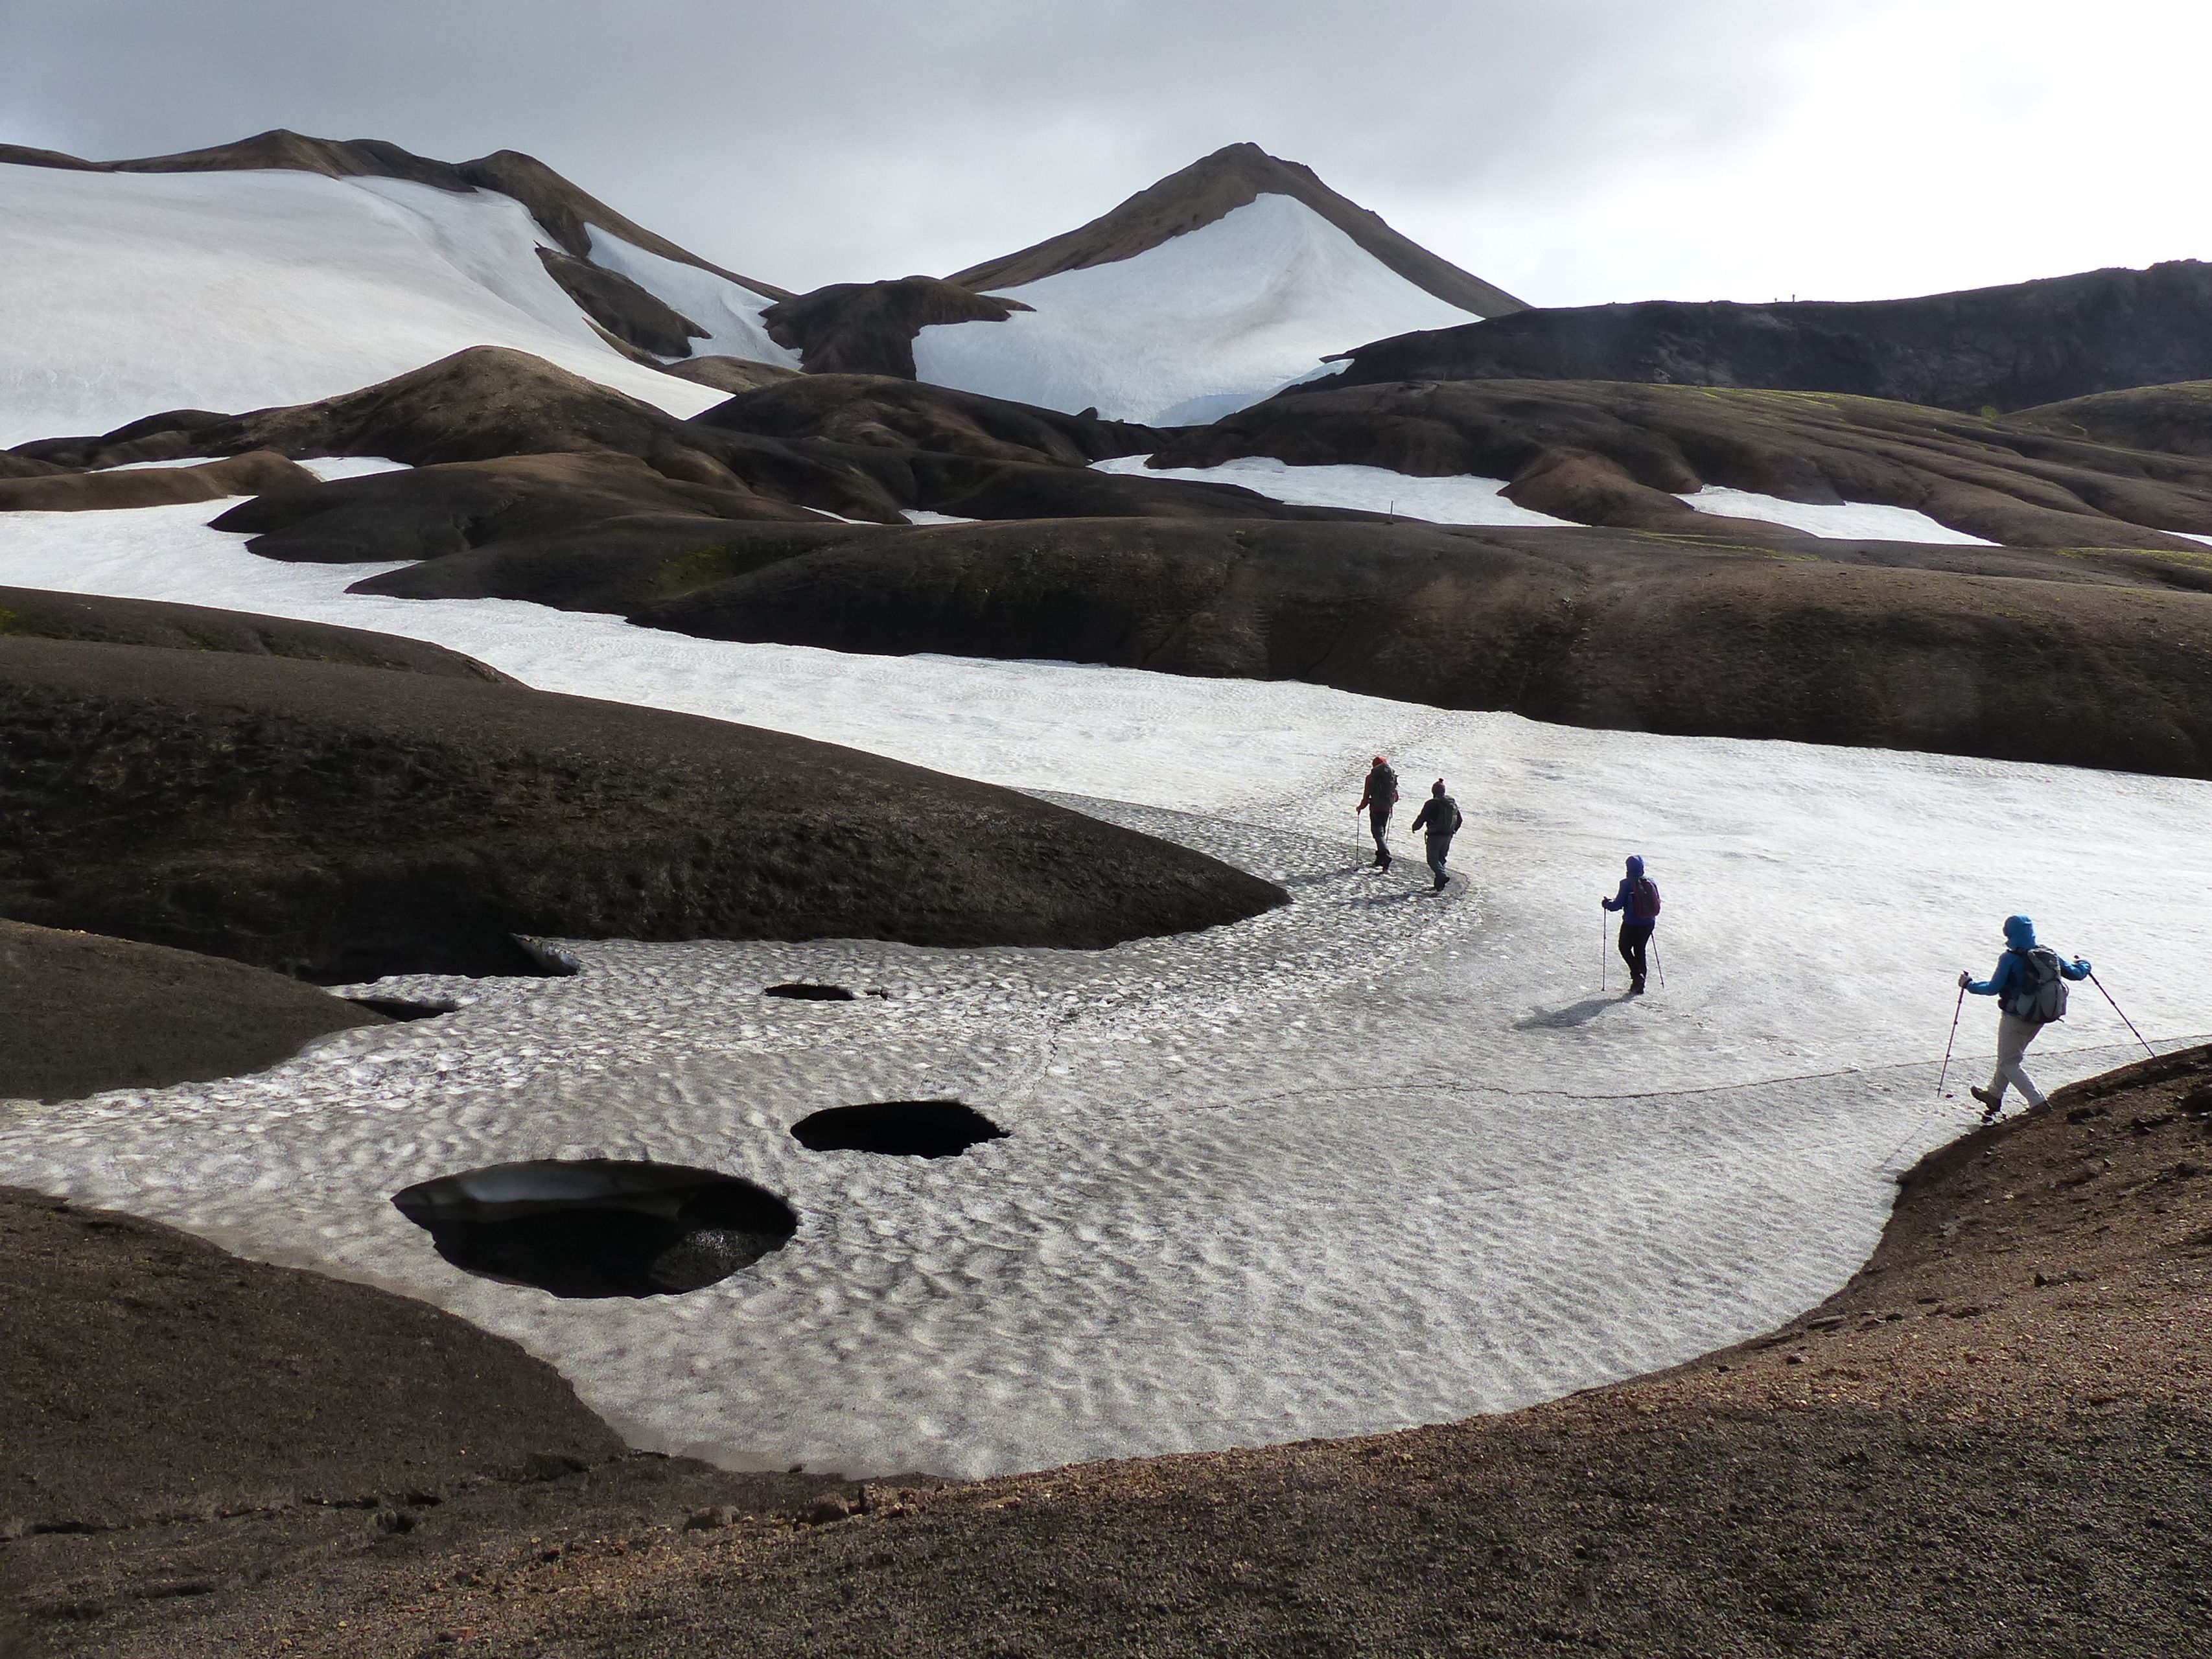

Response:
(5, 0), (2206, 306)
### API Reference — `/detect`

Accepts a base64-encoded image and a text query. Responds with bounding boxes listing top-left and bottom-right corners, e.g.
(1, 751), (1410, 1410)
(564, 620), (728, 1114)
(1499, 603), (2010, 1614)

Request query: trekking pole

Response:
(2090, 971), (2156, 1058)
(1935, 982), (1966, 1097)
(1653, 936), (1666, 988)
(1600, 910), (1607, 993)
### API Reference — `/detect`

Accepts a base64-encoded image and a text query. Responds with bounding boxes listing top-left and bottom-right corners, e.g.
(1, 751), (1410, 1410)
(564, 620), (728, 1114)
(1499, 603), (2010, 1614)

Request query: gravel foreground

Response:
(6, 1048), (2207, 1658)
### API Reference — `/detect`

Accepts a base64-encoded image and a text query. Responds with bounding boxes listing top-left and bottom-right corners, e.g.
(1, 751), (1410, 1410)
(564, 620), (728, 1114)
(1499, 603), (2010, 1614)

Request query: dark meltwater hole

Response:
(390, 1159), (797, 1298)
(345, 996), (460, 1022)
(763, 982), (856, 1002)
(790, 1100), (1008, 1159)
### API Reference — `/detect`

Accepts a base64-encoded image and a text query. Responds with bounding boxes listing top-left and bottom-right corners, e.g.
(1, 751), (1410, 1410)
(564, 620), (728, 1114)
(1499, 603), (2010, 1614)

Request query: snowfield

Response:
(1095, 457), (2005, 542)
(0, 500), (2196, 1478)
(1679, 485), (1996, 544)
(914, 194), (1482, 426)
(1093, 454), (1574, 526)
(582, 226), (797, 369)
(0, 163), (741, 445)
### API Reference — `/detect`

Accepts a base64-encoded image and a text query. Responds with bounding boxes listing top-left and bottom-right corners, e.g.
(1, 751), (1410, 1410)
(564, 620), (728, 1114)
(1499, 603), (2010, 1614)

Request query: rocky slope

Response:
(0, 1185), (854, 1659)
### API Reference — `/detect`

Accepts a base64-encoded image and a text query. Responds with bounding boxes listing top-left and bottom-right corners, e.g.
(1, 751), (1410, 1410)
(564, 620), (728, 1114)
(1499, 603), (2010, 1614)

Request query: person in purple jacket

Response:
(1600, 855), (1660, 995)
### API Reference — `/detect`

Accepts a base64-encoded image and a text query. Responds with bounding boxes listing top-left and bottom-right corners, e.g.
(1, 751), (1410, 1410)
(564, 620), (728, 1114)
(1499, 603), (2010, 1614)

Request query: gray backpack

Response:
(2005, 947), (2068, 1025)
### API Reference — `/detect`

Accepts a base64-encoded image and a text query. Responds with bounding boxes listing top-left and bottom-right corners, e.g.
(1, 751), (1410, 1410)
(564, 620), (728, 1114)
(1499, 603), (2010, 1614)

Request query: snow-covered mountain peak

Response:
(881, 144), (1528, 424)
(953, 142), (1522, 318)
(916, 191), (1495, 423)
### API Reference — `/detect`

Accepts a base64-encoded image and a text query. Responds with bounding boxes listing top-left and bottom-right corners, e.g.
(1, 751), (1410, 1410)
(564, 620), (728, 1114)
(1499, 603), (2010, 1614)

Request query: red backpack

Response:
(1628, 877), (1662, 922)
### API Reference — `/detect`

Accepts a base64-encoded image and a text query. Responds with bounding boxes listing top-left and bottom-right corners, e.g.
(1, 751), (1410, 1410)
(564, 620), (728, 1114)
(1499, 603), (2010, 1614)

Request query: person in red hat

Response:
(1355, 756), (1399, 869)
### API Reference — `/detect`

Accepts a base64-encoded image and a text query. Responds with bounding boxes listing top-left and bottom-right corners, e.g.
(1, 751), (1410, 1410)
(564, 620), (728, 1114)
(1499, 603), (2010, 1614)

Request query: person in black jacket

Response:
(1355, 756), (1399, 869)
(1408, 779), (1463, 892)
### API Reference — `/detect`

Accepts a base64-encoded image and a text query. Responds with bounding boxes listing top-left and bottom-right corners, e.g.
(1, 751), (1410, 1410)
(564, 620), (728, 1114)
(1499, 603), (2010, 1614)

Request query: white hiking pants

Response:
(1988, 1013), (2047, 1108)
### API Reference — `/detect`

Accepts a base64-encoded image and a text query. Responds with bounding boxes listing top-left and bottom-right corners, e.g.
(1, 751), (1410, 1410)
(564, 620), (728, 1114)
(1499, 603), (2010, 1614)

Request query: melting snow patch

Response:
(582, 228), (798, 371)
(299, 457), (414, 481)
(1093, 454), (1575, 527)
(1679, 486), (1995, 544)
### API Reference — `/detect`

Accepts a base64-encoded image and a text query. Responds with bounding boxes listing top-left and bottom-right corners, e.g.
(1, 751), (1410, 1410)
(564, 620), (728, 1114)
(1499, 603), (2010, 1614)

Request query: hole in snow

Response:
(345, 996), (460, 1023)
(763, 982), (856, 1002)
(790, 1100), (1008, 1159)
(390, 1159), (798, 1299)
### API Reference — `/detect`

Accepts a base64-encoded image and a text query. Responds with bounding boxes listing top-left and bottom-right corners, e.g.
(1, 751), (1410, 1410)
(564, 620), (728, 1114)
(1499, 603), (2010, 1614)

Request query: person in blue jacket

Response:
(1600, 855), (1660, 995)
(1958, 914), (2091, 1119)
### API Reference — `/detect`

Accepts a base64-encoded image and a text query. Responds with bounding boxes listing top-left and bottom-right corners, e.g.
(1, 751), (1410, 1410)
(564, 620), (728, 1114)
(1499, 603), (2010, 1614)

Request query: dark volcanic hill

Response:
(951, 142), (1526, 317)
(1150, 378), (2212, 548)
(0, 920), (387, 1102)
(762, 278), (1032, 377)
(9, 348), (1252, 535)
(1325, 261), (2212, 413)
(2007, 380), (2212, 459)
(627, 516), (2212, 780)
(0, 601), (1282, 980)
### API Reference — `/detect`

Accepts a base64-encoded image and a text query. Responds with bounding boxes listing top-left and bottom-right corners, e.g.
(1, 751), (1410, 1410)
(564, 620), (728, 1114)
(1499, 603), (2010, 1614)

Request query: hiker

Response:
(1959, 914), (2091, 1119)
(1600, 855), (1661, 995)
(1356, 756), (1399, 869)
(1408, 778), (1463, 893)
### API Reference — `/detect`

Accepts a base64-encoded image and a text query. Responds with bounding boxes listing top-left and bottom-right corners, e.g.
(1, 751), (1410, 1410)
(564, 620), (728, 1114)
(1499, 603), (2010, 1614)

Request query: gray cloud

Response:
(5, 0), (2202, 305)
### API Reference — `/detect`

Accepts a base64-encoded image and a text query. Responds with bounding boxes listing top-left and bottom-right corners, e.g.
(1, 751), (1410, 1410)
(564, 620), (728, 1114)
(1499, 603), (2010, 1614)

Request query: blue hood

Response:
(2004, 914), (2037, 950)
(1625, 855), (1645, 878)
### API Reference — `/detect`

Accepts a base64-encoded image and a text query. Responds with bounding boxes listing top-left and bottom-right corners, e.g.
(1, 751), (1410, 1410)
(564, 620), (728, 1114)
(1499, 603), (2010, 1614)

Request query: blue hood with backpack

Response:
(1603, 856), (1660, 924)
(1966, 913), (2091, 1021)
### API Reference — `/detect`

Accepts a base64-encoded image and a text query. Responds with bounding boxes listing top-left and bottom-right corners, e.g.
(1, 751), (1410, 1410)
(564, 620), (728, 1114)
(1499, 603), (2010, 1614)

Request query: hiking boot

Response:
(1627, 977), (1645, 996)
(1971, 1085), (2002, 1119)
(1432, 874), (1447, 892)
(1371, 848), (1386, 867)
